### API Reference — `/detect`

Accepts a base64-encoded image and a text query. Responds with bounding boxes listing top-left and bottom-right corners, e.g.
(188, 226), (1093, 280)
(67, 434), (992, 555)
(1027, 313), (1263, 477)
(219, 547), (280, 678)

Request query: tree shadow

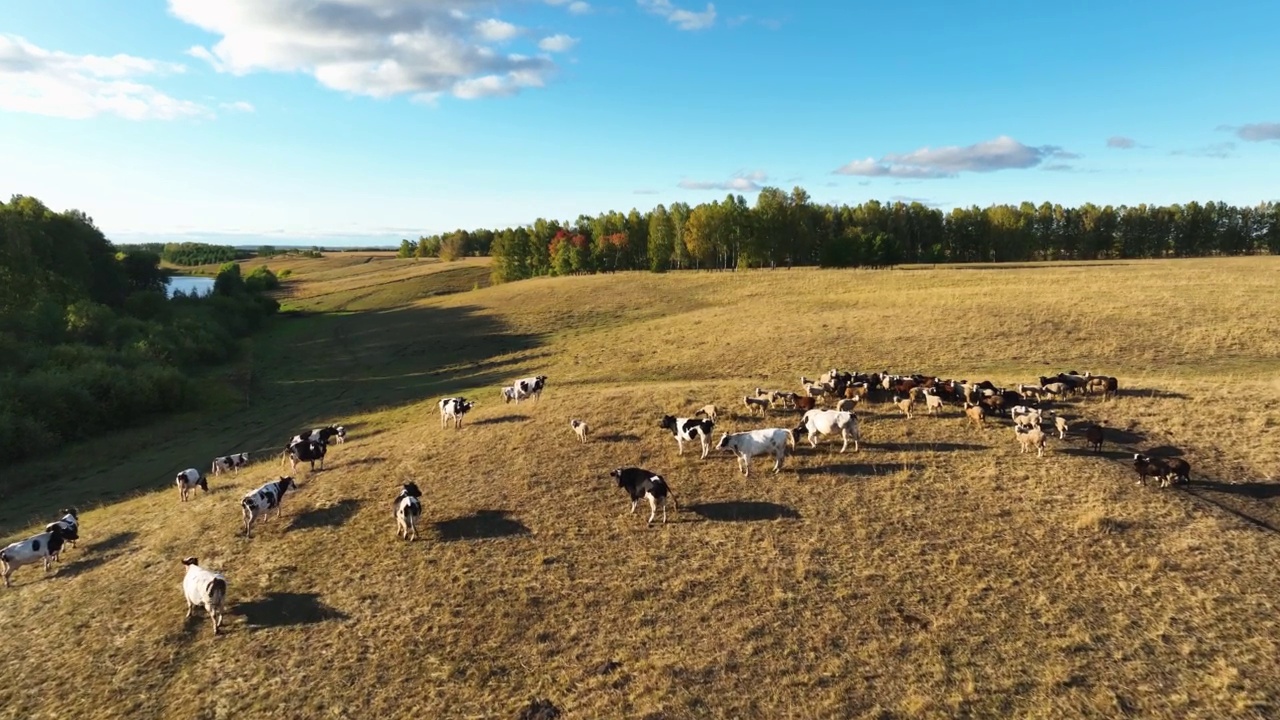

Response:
(596, 432), (641, 443)
(794, 463), (924, 478)
(230, 592), (349, 629)
(469, 416), (529, 427)
(1186, 480), (1280, 500)
(85, 531), (137, 554)
(434, 510), (531, 542)
(865, 442), (987, 453)
(687, 501), (800, 522)
(287, 499), (362, 532)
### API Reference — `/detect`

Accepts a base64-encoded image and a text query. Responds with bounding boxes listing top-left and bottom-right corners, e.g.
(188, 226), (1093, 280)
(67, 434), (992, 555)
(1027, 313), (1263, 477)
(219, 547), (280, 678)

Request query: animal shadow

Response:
(54, 553), (119, 580)
(794, 462), (924, 478)
(1141, 445), (1185, 458)
(434, 510), (531, 541)
(231, 592), (349, 629)
(470, 416), (528, 427)
(287, 499), (361, 532)
(1186, 479), (1280, 500)
(866, 442), (986, 453)
(84, 532), (138, 554)
(686, 501), (800, 522)
(340, 456), (386, 469)
(1059, 448), (1133, 461)
(595, 433), (640, 443)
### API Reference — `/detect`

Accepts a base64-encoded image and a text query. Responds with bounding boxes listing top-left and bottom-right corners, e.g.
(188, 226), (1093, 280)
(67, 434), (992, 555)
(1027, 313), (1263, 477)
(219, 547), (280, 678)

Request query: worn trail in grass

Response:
(2, 257), (1279, 719)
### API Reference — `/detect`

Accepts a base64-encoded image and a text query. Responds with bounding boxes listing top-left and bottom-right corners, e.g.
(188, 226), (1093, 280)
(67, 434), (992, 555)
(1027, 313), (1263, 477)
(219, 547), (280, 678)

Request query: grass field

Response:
(2, 256), (1279, 719)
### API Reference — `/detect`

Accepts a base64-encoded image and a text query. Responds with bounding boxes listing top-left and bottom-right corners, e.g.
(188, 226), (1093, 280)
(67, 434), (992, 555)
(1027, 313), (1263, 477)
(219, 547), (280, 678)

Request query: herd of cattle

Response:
(1, 368), (1192, 635)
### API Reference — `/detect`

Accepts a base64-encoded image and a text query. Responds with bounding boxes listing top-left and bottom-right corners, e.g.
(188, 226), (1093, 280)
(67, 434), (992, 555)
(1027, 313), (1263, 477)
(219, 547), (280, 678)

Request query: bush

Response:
(244, 265), (280, 292)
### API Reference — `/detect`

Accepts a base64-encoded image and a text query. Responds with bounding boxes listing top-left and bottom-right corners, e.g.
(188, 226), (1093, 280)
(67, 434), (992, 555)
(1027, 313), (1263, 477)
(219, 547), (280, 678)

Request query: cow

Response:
(658, 415), (715, 459)
(44, 509), (79, 561)
(511, 375), (548, 404)
(438, 397), (475, 429)
(181, 557), (227, 635)
(176, 468), (210, 502)
(212, 452), (250, 477)
(1, 525), (66, 587)
(284, 439), (327, 472)
(792, 409), (861, 453)
(609, 468), (677, 525)
(715, 428), (792, 477)
(242, 477), (297, 537)
(395, 482), (423, 541)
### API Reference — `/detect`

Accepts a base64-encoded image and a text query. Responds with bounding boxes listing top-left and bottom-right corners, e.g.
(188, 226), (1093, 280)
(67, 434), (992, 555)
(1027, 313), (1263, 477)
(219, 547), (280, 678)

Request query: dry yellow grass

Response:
(3, 257), (1280, 719)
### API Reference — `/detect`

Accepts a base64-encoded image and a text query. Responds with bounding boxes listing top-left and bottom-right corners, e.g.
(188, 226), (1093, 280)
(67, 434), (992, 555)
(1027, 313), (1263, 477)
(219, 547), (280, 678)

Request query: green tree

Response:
(397, 239), (416, 258)
(648, 204), (674, 272)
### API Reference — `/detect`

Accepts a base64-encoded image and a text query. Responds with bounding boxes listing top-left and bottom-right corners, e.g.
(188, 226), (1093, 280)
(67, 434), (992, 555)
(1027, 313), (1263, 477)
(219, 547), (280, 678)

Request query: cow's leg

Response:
(630, 500), (637, 515)
(646, 493), (657, 525)
(839, 430), (848, 453)
(675, 438), (684, 455)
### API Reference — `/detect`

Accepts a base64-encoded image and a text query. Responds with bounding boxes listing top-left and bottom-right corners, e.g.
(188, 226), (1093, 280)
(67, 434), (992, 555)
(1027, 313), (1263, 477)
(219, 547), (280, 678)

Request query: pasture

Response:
(2, 256), (1279, 719)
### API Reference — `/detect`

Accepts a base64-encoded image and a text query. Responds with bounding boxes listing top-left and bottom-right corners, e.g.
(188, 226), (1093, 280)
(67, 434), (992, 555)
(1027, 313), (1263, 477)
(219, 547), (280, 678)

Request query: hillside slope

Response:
(2, 258), (1279, 719)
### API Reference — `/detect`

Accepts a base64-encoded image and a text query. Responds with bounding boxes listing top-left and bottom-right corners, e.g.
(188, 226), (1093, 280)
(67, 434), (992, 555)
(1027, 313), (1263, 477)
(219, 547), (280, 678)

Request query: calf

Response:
(176, 468), (210, 502)
(44, 508), (79, 561)
(570, 419), (591, 443)
(212, 452), (250, 477)
(659, 415), (714, 459)
(1, 525), (65, 587)
(715, 428), (791, 477)
(242, 477), (297, 537)
(181, 557), (227, 635)
(285, 439), (327, 471)
(792, 409), (861, 453)
(395, 482), (423, 541)
(609, 467), (677, 525)
(438, 397), (475, 429)
(501, 385), (518, 404)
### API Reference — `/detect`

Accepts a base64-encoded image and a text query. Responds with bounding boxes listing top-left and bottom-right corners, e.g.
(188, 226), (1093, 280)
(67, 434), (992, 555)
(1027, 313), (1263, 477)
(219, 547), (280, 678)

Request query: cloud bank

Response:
(834, 136), (1077, 179)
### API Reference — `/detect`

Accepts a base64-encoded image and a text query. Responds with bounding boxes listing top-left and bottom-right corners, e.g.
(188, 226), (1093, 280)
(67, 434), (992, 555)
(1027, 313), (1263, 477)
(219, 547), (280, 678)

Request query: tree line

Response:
(472, 189), (1280, 281)
(1, 195), (281, 464)
(398, 230), (495, 261)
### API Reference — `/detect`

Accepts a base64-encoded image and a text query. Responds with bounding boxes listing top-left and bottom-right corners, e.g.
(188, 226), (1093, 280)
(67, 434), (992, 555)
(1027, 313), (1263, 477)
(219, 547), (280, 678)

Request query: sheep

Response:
(181, 557), (227, 635)
(1014, 425), (1047, 457)
(609, 468), (677, 525)
(394, 482), (423, 541)
(1013, 411), (1043, 430)
(792, 395), (816, 412)
(923, 391), (944, 416)
(694, 404), (719, 422)
(716, 428), (792, 477)
(175, 468), (210, 502)
(1085, 424), (1104, 453)
(1018, 384), (1046, 400)
(743, 396), (770, 415)
(44, 509), (79, 561)
(1053, 414), (1069, 440)
(659, 415), (714, 459)
(892, 395), (914, 419)
(2, 525), (67, 587)
(570, 419), (591, 443)
(1041, 382), (1070, 399)
(835, 397), (858, 413)
(242, 477), (297, 537)
(963, 402), (986, 429)
(792, 409), (860, 453)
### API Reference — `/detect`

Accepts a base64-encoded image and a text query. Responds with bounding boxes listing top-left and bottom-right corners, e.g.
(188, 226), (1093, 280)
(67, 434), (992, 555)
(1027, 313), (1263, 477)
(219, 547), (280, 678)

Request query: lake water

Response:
(165, 275), (216, 298)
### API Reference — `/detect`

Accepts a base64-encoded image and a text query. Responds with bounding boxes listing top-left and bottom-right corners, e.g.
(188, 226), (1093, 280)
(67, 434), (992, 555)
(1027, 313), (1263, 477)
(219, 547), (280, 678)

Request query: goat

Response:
(570, 419), (591, 443)
(715, 428), (792, 477)
(181, 557), (227, 635)
(609, 468), (677, 525)
(395, 482), (423, 541)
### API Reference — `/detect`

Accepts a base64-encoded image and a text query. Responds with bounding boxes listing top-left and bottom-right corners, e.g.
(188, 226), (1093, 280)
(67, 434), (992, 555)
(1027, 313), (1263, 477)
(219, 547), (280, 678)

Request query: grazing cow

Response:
(242, 477), (297, 537)
(1084, 424), (1104, 453)
(212, 452), (250, 477)
(792, 409), (861, 453)
(394, 482), (423, 541)
(512, 375), (549, 404)
(609, 468), (677, 525)
(1163, 457), (1192, 486)
(284, 439), (327, 471)
(44, 509), (79, 560)
(715, 428), (791, 477)
(1, 525), (65, 587)
(181, 557), (227, 635)
(438, 397), (475, 429)
(176, 468), (210, 502)
(570, 419), (591, 443)
(659, 415), (714, 459)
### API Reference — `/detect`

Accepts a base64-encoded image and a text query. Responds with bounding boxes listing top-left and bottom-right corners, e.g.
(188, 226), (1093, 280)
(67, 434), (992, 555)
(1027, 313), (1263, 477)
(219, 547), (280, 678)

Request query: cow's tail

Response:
(666, 488), (678, 514)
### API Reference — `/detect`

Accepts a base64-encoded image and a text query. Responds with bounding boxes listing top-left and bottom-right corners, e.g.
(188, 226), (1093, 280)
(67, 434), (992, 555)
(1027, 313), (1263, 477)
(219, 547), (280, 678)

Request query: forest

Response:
(472, 190), (1280, 281)
(0, 195), (280, 464)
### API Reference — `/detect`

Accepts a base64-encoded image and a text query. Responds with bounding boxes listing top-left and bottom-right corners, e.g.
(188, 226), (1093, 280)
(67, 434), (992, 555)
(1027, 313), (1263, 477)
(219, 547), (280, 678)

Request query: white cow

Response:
(181, 557), (227, 635)
(792, 409), (861, 453)
(715, 428), (792, 477)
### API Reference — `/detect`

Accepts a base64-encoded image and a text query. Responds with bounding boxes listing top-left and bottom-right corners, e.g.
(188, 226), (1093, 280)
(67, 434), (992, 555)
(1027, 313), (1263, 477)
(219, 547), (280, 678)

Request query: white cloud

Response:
(220, 100), (255, 113)
(0, 34), (207, 120)
(834, 136), (1076, 179)
(1219, 122), (1280, 142)
(1170, 142), (1236, 159)
(475, 18), (521, 42)
(679, 170), (768, 191)
(546, 0), (592, 13)
(638, 0), (716, 30)
(1107, 136), (1137, 149)
(169, 0), (563, 101)
(538, 34), (578, 53)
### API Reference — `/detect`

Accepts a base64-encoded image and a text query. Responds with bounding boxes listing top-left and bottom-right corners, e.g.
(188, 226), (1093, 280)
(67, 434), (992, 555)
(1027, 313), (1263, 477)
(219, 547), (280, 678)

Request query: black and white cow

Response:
(394, 482), (423, 541)
(212, 452), (250, 476)
(658, 415), (714, 459)
(609, 467), (677, 525)
(289, 425), (342, 446)
(511, 375), (548, 404)
(176, 468), (210, 502)
(284, 439), (327, 471)
(1, 525), (65, 587)
(242, 477), (297, 537)
(438, 397), (475, 429)
(44, 508), (79, 560)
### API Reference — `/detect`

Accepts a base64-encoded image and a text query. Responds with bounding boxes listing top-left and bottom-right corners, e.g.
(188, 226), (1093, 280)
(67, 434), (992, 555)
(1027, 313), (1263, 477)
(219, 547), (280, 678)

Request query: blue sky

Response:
(2, 0), (1278, 246)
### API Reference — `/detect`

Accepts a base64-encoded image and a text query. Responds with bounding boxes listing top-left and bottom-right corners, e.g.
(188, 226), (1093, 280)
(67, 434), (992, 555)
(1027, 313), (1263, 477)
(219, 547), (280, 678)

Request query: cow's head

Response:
(182, 556), (199, 567)
(609, 468), (625, 487)
(658, 415), (677, 430)
(196, 476), (209, 493)
(714, 432), (731, 450)
(279, 476), (296, 491)
(402, 482), (422, 498)
(61, 508), (78, 519)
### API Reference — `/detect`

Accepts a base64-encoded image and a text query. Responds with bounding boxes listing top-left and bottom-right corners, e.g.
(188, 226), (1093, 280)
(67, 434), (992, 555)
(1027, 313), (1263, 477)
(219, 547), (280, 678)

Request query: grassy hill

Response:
(2, 256), (1279, 719)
